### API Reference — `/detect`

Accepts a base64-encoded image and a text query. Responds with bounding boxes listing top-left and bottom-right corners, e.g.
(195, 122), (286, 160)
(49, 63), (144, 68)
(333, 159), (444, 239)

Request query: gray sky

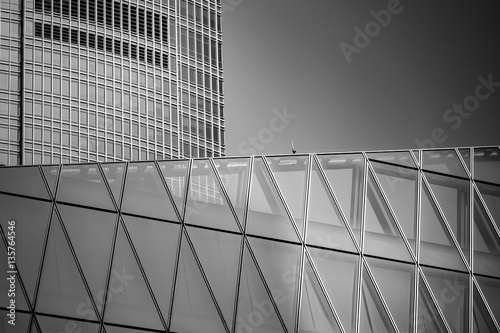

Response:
(221, 0), (500, 156)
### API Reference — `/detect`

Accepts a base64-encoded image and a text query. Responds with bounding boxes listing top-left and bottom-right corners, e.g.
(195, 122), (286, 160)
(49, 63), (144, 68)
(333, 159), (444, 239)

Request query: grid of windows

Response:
(0, 0), (225, 165)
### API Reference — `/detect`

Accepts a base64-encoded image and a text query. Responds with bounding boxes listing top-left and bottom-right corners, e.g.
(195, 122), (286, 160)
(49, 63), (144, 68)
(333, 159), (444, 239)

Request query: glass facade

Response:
(0, 146), (500, 333)
(0, 0), (225, 165)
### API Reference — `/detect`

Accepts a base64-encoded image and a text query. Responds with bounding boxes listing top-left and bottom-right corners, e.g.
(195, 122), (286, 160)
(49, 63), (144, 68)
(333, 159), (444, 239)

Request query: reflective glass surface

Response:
(422, 149), (468, 178)
(474, 147), (500, 185)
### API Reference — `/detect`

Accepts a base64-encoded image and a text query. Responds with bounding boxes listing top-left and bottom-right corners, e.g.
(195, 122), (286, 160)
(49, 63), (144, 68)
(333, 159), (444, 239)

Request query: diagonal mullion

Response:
(361, 258), (401, 333)
(262, 156), (303, 244)
(209, 158), (244, 233)
(180, 159), (194, 224)
(456, 148), (472, 179)
(166, 216), (184, 330)
(418, 267), (454, 333)
(97, 163), (120, 212)
(244, 235), (289, 332)
(154, 160), (183, 223)
(473, 275), (500, 331)
(409, 150), (420, 169)
(37, 164), (57, 201)
(117, 215), (169, 331)
(182, 227), (231, 333)
(422, 173), (469, 270)
(366, 159), (417, 263)
(312, 154), (360, 253)
(304, 247), (347, 333)
(473, 181), (500, 240)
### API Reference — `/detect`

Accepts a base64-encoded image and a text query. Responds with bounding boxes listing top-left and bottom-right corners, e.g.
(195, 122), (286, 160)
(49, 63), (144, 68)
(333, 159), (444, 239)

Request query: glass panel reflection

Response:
(267, 155), (308, 236)
(158, 159), (189, 216)
(476, 275), (500, 325)
(421, 267), (469, 333)
(0, 165), (49, 199)
(458, 148), (471, 174)
(474, 147), (500, 185)
(101, 162), (126, 207)
(473, 285), (498, 333)
(367, 151), (417, 168)
(41, 164), (60, 198)
(246, 157), (299, 242)
(422, 149), (468, 178)
(307, 158), (357, 253)
(476, 181), (500, 231)
(366, 257), (414, 333)
(121, 162), (178, 222)
(185, 159), (240, 232)
(316, 154), (364, 244)
(425, 172), (470, 265)
(417, 275), (448, 333)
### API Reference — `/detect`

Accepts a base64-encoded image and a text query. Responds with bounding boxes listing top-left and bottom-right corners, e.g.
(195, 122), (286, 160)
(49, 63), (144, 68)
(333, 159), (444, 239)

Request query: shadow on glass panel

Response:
(0, 194), (52, 305)
(307, 157), (357, 253)
(300, 255), (342, 333)
(170, 231), (229, 333)
(476, 275), (500, 325)
(476, 181), (500, 232)
(421, 266), (469, 333)
(57, 164), (115, 210)
(424, 171), (470, 265)
(307, 247), (358, 332)
(185, 159), (240, 232)
(121, 162), (178, 222)
(420, 183), (467, 272)
(123, 215), (180, 325)
(367, 150), (417, 169)
(473, 191), (500, 278)
(473, 285), (499, 332)
(364, 170), (413, 262)
(213, 158), (250, 226)
(359, 264), (397, 333)
(422, 149), (468, 178)
(371, 160), (417, 255)
(246, 157), (299, 243)
(187, 226), (241, 329)
(0, 165), (50, 199)
(365, 257), (415, 333)
(266, 155), (308, 237)
(315, 153), (365, 245)
(474, 147), (500, 185)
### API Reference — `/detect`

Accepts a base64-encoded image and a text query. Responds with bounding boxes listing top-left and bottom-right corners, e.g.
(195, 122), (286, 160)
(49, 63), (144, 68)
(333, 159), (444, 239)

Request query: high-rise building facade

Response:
(0, 0), (225, 166)
(1, 146), (499, 332)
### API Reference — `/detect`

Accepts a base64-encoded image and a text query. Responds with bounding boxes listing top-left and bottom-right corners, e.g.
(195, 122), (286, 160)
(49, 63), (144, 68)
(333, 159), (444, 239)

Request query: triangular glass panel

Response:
(474, 147), (500, 185)
(123, 215), (180, 326)
(306, 158), (357, 253)
(30, 320), (40, 333)
(57, 204), (117, 315)
(101, 162), (126, 207)
(121, 162), (178, 222)
(299, 255), (342, 333)
(420, 183), (467, 271)
(0, 310), (30, 332)
(421, 267), (469, 333)
(417, 274), (448, 333)
(425, 172), (470, 265)
(186, 226), (241, 329)
(473, 191), (500, 278)
(36, 213), (97, 319)
(476, 274), (500, 324)
(103, 222), (164, 330)
(366, 257), (415, 333)
(266, 155), (308, 237)
(476, 181), (500, 231)
(236, 243), (285, 333)
(41, 165), (60, 198)
(248, 237), (301, 332)
(158, 159), (189, 217)
(0, 240), (30, 311)
(37, 315), (100, 333)
(364, 170), (413, 262)
(316, 153), (364, 244)
(0, 165), (49, 199)
(0, 194), (51, 304)
(359, 265), (396, 333)
(458, 148), (471, 175)
(411, 150), (421, 167)
(371, 161), (418, 255)
(422, 149), (468, 178)
(57, 164), (115, 210)
(246, 157), (300, 243)
(170, 232), (228, 333)
(213, 158), (250, 228)
(367, 151), (417, 168)
(185, 159), (240, 232)
(473, 285), (499, 333)
(308, 247), (358, 332)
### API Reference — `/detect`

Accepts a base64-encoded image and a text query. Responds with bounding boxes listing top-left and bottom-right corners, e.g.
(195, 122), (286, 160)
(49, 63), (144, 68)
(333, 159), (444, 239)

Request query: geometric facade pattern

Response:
(0, 0), (224, 165)
(1, 146), (499, 333)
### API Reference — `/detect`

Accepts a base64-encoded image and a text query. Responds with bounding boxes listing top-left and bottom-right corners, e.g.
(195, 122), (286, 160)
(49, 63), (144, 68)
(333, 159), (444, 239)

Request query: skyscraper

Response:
(0, 0), (225, 166)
